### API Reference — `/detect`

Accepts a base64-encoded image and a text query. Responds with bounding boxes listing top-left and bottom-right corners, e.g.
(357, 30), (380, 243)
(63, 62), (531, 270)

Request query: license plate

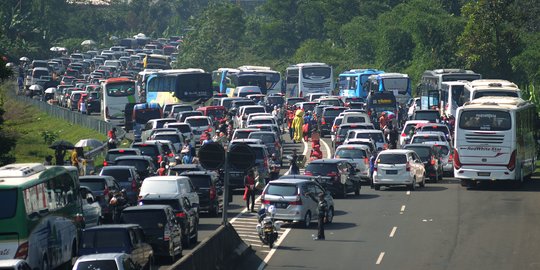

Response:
(273, 202), (288, 209)
(478, 172), (490, 176)
(386, 170), (398, 175)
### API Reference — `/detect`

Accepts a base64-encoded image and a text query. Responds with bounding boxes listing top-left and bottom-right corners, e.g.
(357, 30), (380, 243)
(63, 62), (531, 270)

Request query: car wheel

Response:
(303, 211), (311, 228)
(374, 185), (381, 191)
(325, 207), (334, 224)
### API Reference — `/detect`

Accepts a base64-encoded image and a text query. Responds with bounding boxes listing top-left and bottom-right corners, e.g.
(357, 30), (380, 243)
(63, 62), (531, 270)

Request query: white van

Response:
(235, 86), (262, 98)
(342, 112), (370, 125)
(138, 176), (199, 208)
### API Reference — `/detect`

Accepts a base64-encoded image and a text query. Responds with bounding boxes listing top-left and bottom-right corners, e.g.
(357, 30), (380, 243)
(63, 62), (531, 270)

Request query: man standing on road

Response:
(315, 193), (328, 240)
(107, 127), (117, 149)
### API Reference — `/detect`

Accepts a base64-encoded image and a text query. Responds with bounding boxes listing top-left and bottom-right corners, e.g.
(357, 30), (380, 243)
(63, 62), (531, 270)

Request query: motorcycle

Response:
(109, 189), (129, 223)
(256, 206), (283, 248)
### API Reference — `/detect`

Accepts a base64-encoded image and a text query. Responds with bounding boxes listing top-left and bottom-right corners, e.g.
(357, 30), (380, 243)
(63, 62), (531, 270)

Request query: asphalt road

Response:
(239, 136), (540, 270)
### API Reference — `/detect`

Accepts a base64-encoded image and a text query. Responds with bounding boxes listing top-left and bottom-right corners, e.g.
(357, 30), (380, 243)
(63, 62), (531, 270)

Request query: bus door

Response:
(421, 89), (440, 111)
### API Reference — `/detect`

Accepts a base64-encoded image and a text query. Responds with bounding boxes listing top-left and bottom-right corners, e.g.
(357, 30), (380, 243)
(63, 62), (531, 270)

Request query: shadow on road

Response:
(275, 245), (312, 252)
(466, 179), (540, 192)
(326, 222), (357, 230)
(198, 223), (221, 231)
(333, 210), (347, 216)
(415, 186), (448, 192)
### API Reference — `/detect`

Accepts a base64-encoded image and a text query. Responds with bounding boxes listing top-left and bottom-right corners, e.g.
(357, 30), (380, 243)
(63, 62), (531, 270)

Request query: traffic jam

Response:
(0, 35), (537, 270)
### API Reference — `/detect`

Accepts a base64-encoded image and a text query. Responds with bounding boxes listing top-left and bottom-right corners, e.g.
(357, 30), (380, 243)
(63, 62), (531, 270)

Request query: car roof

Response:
(83, 224), (141, 231)
(100, 165), (136, 170)
(144, 175), (190, 181)
(80, 175), (116, 181)
(403, 144), (435, 149)
(140, 193), (183, 200)
(75, 253), (128, 261)
(123, 205), (172, 211)
(181, 171), (217, 176)
(336, 144), (370, 150)
(269, 178), (311, 185)
(308, 159), (342, 164)
(114, 155), (153, 161)
(378, 149), (413, 155)
(350, 129), (383, 134)
(133, 140), (162, 146)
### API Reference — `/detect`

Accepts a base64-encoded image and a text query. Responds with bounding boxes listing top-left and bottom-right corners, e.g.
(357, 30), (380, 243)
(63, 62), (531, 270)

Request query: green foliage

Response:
(0, 90), (16, 166)
(40, 130), (59, 145)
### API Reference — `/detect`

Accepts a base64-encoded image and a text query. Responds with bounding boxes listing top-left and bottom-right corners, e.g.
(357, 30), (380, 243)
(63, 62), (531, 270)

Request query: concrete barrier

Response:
(169, 223), (252, 270)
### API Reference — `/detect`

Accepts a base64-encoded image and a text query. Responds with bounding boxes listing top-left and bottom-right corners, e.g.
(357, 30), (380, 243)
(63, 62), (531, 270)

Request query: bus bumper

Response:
(454, 167), (515, 181)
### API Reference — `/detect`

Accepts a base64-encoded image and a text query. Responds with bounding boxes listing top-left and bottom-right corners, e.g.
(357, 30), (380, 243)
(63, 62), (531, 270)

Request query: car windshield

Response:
(266, 184), (298, 196)
(141, 180), (182, 194)
(250, 119), (273, 125)
(345, 116), (366, 123)
(115, 160), (149, 172)
(0, 189), (17, 219)
(186, 175), (211, 188)
(404, 147), (431, 161)
(305, 163), (338, 175)
(249, 133), (276, 144)
(133, 145), (158, 157)
(377, 154), (407, 164)
(154, 134), (181, 143)
(121, 210), (167, 229)
(186, 118), (209, 127)
(302, 67), (331, 79)
(411, 136), (440, 143)
(140, 199), (182, 210)
(80, 179), (106, 192)
(355, 132), (384, 143)
(323, 108), (346, 117)
(76, 261), (117, 269)
(101, 169), (131, 182)
(458, 110), (511, 131)
(335, 149), (367, 159)
(81, 230), (128, 249)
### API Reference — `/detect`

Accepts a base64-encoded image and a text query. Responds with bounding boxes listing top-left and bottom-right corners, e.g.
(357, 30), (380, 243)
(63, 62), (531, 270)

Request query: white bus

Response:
(464, 79), (521, 100)
(102, 77), (139, 125)
(418, 69), (481, 111)
(440, 81), (468, 118)
(285, 63), (333, 97)
(237, 65), (283, 96)
(454, 97), (537, 187)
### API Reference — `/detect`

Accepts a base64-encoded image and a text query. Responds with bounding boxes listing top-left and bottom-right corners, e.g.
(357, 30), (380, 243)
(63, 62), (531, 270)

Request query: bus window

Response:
(459, 110), (511, 131)
(107, 83), (136, 97)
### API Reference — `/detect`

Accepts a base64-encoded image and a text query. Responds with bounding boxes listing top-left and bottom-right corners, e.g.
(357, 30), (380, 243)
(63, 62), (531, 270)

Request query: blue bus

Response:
(146, 69), (213, 106)
(366, 73), (411, 105)
(338, 69), (384, 98)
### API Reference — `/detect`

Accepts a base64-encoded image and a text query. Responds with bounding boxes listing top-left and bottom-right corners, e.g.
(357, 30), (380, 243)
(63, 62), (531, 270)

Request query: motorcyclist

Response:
(288, 149), (300, 175)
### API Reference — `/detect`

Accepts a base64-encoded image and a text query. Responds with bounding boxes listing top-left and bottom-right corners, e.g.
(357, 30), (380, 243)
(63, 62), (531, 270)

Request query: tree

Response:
(0, 96), (16, 166)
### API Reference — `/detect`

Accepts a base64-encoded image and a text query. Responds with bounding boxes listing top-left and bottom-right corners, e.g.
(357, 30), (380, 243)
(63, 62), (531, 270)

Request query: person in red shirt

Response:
(157, 161), (167, 176)
(310, 143), (323, 161)
(243, 170), (256, 212)
(107, 127), (117, 149)
(378, 112), (387, 130)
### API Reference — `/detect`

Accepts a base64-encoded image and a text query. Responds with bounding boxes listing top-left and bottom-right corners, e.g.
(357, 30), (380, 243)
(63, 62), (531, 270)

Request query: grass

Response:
(1, 83), (107, 163)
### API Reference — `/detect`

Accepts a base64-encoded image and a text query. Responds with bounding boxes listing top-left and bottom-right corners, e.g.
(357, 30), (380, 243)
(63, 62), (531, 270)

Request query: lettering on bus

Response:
(373, 99), (393, 104)
(463, 146), (502, 152)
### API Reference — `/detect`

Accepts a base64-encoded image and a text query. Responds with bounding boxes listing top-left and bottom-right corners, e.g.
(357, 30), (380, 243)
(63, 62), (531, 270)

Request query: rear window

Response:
(421, 126), (449, 135)
(414, 111), (439, 121)
(244, 107), (266, 115)
(106, 150), (138, 162)
(172, 106), (192, 113)
(305, 163), (338, 175)
(115, 160), (149, 172)
(250, 119), (273, 125)
(287, 98), (305, 105)
(207, 110), (225, 119)
(0, 189), (17, 219)
(121, 210), (167, 229)
(266, 184), (298, 196)
(319, 99), (341, 106)
(266, 97), (284, 105)
(185, 175), (211, 188)
(345, 116), (366, 123)
(338, 127), (353, 136)
(433, 145), (450, 155)
(249, 133), (276, 143)
(76, 260), (117, 270)
(172, 125), (191, 133)
(140, 180), (185, 194)
(458, 110), (511, 131)
(473, 91), (519, 99)
(323, 108), (346, 117)
(354, 132), (384, 143)
(139, 199), (182, 210)
(404, 147), (431, 161)
(377, 154), (407, 164)
(80, 179), (106, 192)
(132, 145), (158, 157)
(335, 149), (367, 159)
(101, 168), (131, 182)
(153, 134), (181, 144)
(234, 131), (254, 139)
(411, 136), (440, 144)
(186, 118), (209, 127)
(251, 147), (265, 159)
(82, 230), (128, 249)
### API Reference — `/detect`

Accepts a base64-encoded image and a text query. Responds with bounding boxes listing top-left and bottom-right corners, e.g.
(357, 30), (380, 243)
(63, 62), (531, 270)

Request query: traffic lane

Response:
(261, 180), (414, 270)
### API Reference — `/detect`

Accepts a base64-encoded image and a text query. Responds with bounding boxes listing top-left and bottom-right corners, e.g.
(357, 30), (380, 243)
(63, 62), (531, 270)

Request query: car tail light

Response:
(290, 195), (303, 205)
(453, 148), (461, 169)
(328, 171), (338, 181)
(401, 132), (407, 137)
(383, 143), (388, 150)
(103, 160), (108, 166)
(207, 127), (213, 132)
(168, 153), (174, 157)
(321, 118), (326, 125)
(175, 212), (186, 218)
(14, 241), (29, 259)
(210, 186), (216, 200)
(448, 152), (453, 162)
(304, 171), (313, 176)
(430, 157), (436, 165)
(261, 199), (271, 205)
(364, 157), (369, 166)
(131, 179), (138, 192)
(507, 150), (516, 171)
(406, 163), (411, 171)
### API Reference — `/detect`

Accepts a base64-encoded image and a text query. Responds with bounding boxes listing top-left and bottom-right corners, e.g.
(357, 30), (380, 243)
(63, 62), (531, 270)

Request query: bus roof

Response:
(0, 164), (70, 188)
(155, 68), (205, 75)
(424, 69), (478, 75)
(463, 97), (530, 110)
(138, 69), (162, 76)
(238, 65), (272, 71)
(104, 77), (134, 84)
(216, 68), (239, 73)
(466, 79), (519, 90)
(288, 63), (329, 68)
(340, 69), (382, 75)
(370, 73), (409, 79)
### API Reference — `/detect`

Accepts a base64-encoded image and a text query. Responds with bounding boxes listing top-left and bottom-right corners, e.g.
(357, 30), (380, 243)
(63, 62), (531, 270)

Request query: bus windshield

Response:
(303, 67), (331, 79)
(473, 91), (519, 99)
(107, 82), (136, 97)
(382, 78), (409, 94)
(0, 189), (17, 219)
(459, 110), (511, 131)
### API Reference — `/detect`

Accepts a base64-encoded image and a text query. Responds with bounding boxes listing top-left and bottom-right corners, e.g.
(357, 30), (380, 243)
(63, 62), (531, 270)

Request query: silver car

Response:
(72, 253), (139, 270)
(334, 145), (372, 182)
(261, 178), (335, 228)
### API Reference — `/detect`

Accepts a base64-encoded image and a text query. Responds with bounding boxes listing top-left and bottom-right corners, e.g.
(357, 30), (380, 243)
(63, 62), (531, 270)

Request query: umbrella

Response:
(109, 35), (119, 41)
(29, 85), (43, 91)
(19, 56), (30, 62)
(81, 40), (96, 46)
(5, 63), (14, 68)
(45, 88), (56, 94)
(49, 140), (75, 150)
(75, 139), (103, 149)
(50, 47), (67, 52)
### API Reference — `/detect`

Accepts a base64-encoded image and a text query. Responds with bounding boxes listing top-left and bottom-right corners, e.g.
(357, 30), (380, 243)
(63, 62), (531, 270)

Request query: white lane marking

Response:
(406, 190), (411, 195)
(389, 227), (397, 238)
(319, 138), (332, 158)
(302, 139), (309, 156)
(400, 205), (406, 213)
(256, 227), (292, 270)
(376, 252), (385, 265)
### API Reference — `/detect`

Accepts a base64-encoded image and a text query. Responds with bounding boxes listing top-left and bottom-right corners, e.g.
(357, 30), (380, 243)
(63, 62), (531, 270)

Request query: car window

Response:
(404, 147), (431, 161)
(140, 199), (182, 210)
(115, 160), (149, 172)
(305, 163), (338, 175)
(121, 210), (167, 229)
(186, 118), (210, 127)
(249, 133), (275, 143)
(335, 148), (367, 159)
(76, 260), (117, 269)
(101, 168), (131, 182)
(355, 132), (384, 143)
(266, 184), (298, 196)
(79, 179), (106, 192)
(186, 175), (211, 188)
(133, 145), (159, 157)
(377, 154), (407, 164)
(82, 230), (129, 249)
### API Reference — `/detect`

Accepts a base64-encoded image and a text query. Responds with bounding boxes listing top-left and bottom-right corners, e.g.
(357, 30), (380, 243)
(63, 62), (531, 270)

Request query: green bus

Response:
(0, 163), (84, 270)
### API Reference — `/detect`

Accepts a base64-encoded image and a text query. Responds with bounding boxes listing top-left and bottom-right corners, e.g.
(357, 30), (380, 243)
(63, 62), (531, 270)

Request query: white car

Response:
(372, 149), (426, 190)
(346, 129), (388, 151)
(72, 253), (138, 270)
(410, 131), (447, 145)
(341, 112), (371, 125)
(407, 97), (421, 119)
(399, 120), (430, 147)
(334, 145), (372, 182)
(330, 116), (344, 143)
(247, 116), (278, 127)
(0, 259), (31, 270)
(139, 176), (199, 209)
(236, 105), (266, 128)
(184, 116), (214, 143)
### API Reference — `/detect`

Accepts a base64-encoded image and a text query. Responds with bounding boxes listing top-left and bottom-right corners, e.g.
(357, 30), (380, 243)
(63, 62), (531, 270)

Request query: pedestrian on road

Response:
(107, 127), (118, 149)
(80, 99), (87, 115)
(289, 149), (300, 175)
(315, 193), (328, 240)
(292, 109), (304, 143)
(157, 161), (167, 176)
(244, 170), (256, 212)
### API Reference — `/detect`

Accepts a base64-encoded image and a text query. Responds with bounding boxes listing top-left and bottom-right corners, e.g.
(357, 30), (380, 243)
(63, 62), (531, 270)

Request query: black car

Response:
(120, 205), (183, 260)
(80, 175), (122, 221)
(99, 165), (141, 205)
(79, 224), (154, 269)
(104, 148), (142, 166)
(318, 106), (347, 136)
(403, 144), (443, 182)
(304, 159), (361, 198)
(138, 194), (199, 248)
(84, 91), (101, 115)
(168, 164), (205, 176)
(114, 155), (157, 180)
(131, 140), (167, 167)
(181, 171), (222, 216)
